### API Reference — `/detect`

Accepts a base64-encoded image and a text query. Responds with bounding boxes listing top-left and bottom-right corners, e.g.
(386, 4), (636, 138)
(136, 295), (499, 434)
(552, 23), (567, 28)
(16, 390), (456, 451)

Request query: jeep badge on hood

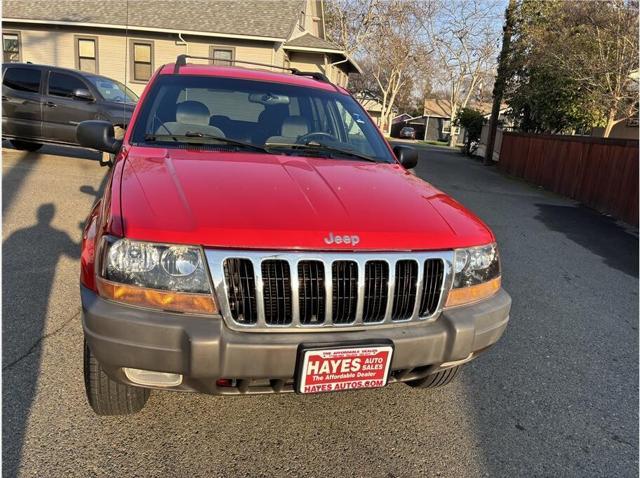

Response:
(324, 233), (360, 246)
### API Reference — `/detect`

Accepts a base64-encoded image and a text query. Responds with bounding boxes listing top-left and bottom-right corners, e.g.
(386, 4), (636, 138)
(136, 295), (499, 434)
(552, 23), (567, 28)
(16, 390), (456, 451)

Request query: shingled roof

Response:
(423, 99), (498, 118)
(3, 0), (304, 40)
(284, 33), (341, 52)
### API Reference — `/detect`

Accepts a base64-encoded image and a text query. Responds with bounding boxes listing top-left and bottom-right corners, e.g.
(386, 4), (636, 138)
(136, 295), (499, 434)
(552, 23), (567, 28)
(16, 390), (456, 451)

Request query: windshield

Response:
(130, 75), (394, 163)
(88, 76), (138, 103)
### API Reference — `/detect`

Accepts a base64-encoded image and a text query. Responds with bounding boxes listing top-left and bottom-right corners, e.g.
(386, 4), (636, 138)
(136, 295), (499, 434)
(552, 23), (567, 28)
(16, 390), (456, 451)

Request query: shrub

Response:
(455, 108), (486, 156)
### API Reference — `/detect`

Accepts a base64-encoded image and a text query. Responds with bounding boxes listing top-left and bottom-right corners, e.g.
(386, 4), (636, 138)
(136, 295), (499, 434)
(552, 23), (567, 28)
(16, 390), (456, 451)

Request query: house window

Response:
(131, 41), (153, 82)
(210, 47), (234, 66)
(76, 37), (98, 73)
(299, 10), (305, 28)
(3, 33), (20, 63)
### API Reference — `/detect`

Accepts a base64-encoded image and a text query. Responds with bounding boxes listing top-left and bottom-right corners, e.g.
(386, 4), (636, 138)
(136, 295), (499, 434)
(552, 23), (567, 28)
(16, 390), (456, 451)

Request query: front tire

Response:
(83, 340), (150, 415)
(10, 140), (42, 151)
(406, 365), (461, 389)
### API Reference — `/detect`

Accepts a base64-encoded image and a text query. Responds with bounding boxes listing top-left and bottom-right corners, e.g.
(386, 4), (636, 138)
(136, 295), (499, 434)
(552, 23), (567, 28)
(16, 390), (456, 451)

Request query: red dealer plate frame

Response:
(295, 341), (394, 394)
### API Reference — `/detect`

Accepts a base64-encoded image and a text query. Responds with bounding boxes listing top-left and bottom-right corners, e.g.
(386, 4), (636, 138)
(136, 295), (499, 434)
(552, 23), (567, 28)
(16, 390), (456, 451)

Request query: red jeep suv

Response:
(77, 55), (510, 415)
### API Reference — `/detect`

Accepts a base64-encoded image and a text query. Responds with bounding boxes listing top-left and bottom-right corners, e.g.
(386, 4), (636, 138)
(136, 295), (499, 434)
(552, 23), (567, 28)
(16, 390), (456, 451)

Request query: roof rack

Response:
(173, 54), (332, 84)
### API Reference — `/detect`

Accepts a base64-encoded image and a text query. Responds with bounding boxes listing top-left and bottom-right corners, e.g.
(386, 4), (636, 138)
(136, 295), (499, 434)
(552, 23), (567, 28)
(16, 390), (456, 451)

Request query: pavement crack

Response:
(2, 308), (81, 371)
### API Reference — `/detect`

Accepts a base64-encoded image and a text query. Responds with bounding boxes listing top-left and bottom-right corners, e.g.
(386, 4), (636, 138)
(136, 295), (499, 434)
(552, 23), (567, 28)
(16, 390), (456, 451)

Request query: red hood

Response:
(116, 147), (494, 250)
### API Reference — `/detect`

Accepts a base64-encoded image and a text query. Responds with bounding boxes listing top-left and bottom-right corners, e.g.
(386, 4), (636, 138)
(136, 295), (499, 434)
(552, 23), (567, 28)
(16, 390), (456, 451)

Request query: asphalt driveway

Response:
(3, 142), (638, 477)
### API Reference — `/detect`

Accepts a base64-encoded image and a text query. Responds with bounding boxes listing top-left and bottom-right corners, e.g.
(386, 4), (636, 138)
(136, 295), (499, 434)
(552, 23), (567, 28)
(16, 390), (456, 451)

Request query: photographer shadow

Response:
(2, 204), (80, 475)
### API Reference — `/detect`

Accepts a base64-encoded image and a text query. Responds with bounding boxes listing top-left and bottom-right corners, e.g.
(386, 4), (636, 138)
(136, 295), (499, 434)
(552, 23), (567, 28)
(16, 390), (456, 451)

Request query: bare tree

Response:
(324, 0), (381, 55)
(361, 1), (434, 134)
(420, 0), (502, 146)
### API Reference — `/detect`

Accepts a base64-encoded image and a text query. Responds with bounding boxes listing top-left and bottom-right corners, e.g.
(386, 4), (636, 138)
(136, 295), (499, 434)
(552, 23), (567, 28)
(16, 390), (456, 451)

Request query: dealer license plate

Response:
(297, 344), (393, 394)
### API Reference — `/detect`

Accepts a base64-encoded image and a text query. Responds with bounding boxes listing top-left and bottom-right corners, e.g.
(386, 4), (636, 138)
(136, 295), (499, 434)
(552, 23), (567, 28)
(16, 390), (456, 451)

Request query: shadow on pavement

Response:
(3, 141), (100, 162)
(2, 204), (80, 475)
(78, 171), (111, 230)
(535, 203), (638, 277)
(2, 151), (41, 215)
(414, 144), (638, 476)
(79, 170), (110, 204)
(3, 142), (100, 216)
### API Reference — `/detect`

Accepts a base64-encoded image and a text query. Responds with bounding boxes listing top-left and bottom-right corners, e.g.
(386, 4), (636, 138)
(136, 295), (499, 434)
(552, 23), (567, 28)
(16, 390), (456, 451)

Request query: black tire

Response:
(406, 365), (461, 389)
(10, 140), (42, 151)
(83, 340), (150, 415)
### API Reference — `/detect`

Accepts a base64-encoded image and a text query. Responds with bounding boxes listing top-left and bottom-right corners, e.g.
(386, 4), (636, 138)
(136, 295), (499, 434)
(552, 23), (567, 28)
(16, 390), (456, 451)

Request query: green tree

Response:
(455, 108), (485, 155)
(504, 0), (638, 136)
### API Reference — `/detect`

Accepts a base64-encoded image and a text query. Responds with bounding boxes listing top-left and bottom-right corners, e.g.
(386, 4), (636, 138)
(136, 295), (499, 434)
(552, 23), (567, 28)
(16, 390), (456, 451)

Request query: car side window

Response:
(3, 67), (41, 93)
(48, 72), (87, 98)
(309, 97), (336, 136)
(334, 101), (368, 140)
(331, 101), (375, 155)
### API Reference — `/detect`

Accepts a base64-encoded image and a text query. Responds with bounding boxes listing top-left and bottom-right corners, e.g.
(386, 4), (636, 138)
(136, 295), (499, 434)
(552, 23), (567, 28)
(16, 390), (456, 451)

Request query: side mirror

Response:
(73, 88), (94, 101)
(393, 145), (418, 169)
(77, 120), (122, 155)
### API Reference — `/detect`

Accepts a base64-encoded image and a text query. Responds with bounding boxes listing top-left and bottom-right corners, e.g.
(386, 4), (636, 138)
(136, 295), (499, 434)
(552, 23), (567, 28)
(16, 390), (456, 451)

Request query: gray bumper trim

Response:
(81, 286), (510, 383)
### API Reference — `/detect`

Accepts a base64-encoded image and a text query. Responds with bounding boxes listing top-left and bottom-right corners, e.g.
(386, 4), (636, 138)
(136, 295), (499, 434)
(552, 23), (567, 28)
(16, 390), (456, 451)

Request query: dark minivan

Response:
(2, 63), (137, 151)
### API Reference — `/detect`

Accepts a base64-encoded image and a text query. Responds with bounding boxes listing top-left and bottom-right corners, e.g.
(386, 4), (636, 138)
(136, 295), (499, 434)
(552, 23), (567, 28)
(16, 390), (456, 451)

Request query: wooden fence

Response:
(499, 132), (639, 226)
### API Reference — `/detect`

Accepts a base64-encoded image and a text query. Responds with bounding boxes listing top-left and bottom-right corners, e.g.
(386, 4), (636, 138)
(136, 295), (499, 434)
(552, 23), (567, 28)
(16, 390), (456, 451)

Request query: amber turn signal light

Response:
(97, 278), (217, 314)
(445, 277), (501, 308)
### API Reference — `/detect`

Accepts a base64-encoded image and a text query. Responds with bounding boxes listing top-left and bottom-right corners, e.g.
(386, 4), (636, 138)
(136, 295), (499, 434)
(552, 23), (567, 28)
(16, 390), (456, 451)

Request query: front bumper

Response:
(81, 285), (511, 394)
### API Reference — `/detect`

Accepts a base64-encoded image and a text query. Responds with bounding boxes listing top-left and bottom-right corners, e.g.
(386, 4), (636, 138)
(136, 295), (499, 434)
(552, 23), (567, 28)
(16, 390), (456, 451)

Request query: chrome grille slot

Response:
(419, 259), (444, 316)
(298, 261), (325, 325)
(363, 261), (389, 323)
(223, 258), (257, 325)
(332, 261), (358, 324)
(392, 260), (418, 320)
(262, 260), (292, 325)
(207, 250), (452, 331)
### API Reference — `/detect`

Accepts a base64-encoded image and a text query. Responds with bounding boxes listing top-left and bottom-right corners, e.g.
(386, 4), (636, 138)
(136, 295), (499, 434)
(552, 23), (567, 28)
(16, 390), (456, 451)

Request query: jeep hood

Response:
(117, 147), (494, 250)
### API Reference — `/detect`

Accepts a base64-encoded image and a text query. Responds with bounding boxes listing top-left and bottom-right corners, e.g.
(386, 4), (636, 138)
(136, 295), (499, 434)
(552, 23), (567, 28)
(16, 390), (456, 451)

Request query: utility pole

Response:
(484, 0), (516, 165)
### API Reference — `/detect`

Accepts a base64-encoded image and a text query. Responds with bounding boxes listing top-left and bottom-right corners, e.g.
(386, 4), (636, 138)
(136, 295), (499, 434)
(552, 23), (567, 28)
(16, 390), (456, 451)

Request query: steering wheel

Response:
(296, 132), (338, 145)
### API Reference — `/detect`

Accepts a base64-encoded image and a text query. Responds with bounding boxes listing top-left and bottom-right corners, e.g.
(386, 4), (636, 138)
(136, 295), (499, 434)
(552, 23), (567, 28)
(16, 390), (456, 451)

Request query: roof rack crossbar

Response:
(174, 54), (296, 74)
(290, 71), (331, 83)
(172, 54), (333, 84)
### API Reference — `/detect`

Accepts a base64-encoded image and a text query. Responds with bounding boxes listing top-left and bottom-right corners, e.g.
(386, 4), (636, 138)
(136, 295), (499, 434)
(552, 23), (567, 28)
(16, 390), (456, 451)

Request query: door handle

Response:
(45, 101), (57, 108)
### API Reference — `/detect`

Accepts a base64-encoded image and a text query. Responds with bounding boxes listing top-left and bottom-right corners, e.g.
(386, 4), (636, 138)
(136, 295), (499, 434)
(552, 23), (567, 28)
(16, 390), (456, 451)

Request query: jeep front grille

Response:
(208, 251), (453, 331)
(332, 260), (358, 324)
(392, 260), (418, 320)
(261, 260), (292, 325)
(223, 258), (257, 325)
(362, 261), (389, 323)
(298, 261), (325, 325)
(419, 259), (445, 316)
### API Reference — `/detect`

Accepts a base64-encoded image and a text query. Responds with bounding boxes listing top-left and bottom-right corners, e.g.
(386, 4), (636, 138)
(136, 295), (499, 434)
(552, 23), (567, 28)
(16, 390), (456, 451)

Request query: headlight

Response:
(97, 237), (217, 314)
(446, 243), (501, 307)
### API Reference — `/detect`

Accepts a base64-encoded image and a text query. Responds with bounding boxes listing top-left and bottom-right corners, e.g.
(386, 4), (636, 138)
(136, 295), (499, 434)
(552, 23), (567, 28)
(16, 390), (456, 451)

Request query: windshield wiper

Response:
(266, 142), (379, 163)
(144, 132), (271, 153)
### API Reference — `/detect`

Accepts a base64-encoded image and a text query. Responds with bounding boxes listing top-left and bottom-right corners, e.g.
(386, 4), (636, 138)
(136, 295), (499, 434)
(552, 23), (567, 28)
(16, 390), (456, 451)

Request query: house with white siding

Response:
(2, 0), (359, 95)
